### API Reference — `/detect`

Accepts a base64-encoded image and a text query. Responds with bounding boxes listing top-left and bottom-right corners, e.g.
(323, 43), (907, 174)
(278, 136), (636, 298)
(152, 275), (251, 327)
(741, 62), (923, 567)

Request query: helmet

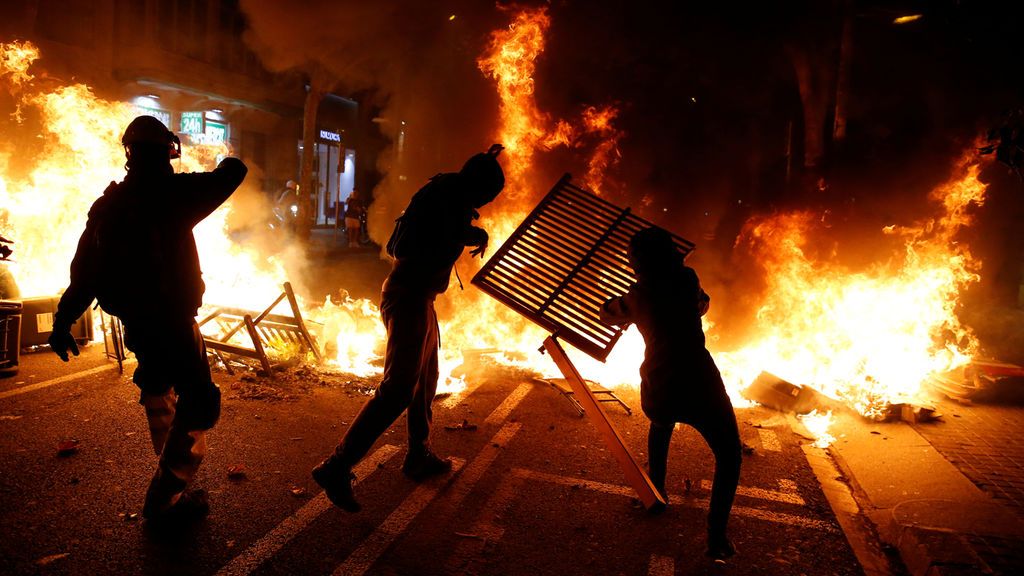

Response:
(460, 144), (505, 206)
(121, 115), (181, 159)
(629, 227), (681, 274)
(285, 180), (298, 190)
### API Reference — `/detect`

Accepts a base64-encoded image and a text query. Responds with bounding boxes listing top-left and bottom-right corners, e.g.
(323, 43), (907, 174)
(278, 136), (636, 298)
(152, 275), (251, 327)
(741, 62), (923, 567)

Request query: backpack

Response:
(89, 182), (164, 318)
(385, 173), (453, 259)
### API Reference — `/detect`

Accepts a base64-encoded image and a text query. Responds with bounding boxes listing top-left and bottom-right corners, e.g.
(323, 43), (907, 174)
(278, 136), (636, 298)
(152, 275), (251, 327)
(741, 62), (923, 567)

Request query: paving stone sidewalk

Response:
(910, 398), (1024, 574)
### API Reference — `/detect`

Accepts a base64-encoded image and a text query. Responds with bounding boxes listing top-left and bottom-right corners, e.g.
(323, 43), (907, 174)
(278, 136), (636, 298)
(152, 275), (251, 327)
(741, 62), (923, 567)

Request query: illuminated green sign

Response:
(180, 112), (204, 135)
(205, 121), (227, 144)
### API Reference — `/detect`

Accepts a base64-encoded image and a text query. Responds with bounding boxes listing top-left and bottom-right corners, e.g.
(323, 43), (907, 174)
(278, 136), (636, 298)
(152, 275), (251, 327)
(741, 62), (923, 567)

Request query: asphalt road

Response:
(0, 345), (883, 575)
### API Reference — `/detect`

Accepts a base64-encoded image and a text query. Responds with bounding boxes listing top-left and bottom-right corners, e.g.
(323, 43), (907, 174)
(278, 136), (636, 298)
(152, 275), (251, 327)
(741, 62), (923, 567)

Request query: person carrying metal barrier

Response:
(600, 226), (742, 560)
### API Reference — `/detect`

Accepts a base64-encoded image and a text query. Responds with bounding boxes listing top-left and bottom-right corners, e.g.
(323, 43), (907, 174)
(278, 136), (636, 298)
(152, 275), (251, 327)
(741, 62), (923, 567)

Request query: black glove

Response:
(469, 230), (489, 259)
(48, 329), (80, 362)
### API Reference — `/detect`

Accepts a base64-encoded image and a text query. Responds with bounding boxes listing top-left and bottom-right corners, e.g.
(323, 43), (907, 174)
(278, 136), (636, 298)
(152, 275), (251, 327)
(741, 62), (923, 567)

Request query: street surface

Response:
(0, 344), (882, 575)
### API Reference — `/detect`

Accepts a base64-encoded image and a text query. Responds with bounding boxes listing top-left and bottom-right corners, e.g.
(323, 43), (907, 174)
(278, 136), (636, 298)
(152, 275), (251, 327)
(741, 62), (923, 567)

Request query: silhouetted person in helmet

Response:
(313, 144), (505, 512)
(48, 115), (247, 523)
(600, 227), (741, 560)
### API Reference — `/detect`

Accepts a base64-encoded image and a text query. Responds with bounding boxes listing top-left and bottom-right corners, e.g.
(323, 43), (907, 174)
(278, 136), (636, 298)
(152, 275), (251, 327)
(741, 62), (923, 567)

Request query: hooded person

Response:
(48, 115), (247, 523)
(312, 144), (505, 512)
(599, 226), (742, 560)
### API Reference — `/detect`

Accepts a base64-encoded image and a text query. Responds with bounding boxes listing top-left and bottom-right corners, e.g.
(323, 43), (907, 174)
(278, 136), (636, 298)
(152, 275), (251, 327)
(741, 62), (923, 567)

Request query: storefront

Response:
(130, 95), (231, 150)
(304, 94), (358, 228)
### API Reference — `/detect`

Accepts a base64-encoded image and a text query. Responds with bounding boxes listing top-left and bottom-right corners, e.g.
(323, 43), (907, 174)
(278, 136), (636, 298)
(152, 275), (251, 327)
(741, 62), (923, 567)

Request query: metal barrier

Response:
(199, 282), (321, 378)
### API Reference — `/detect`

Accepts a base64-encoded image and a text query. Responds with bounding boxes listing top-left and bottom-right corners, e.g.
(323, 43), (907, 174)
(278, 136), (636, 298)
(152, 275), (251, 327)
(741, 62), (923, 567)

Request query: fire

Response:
(0, 40), (382, 375)
(800, 410), (836, 449)
(715, 157), (985, 421)
(580, 105), (624, 195)
(427, 7), (637, 390)
(1, 17), (992, 436)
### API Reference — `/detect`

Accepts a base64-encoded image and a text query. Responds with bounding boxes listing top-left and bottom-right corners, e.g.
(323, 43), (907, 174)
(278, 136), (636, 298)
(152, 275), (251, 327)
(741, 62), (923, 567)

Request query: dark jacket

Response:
(600, 265), (724, 423)
(54, 158), (247, 330)
(384, 173), (487, 296)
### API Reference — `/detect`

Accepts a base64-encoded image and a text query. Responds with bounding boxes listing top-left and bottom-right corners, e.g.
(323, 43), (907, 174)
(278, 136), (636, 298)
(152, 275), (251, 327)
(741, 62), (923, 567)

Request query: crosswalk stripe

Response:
(444, 473), (527, 575)
(216, 444), (400, 576)
(699, 479), (805, 505)
(0, 363), (126, 400)
(333, 458), (466, 576)
(484, 382), (532, 425)
(513, 468), (836, 532)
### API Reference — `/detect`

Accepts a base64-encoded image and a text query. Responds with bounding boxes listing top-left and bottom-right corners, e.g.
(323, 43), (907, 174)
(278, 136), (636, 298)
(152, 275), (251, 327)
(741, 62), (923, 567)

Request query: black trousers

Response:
(333, 290), (440, 467)
(122, 317), (217, 512)
(647, 393), (741, 538)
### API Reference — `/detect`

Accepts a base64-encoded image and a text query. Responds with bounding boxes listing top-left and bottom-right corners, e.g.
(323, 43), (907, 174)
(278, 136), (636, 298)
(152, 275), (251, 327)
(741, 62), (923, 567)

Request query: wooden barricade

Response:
(199, 282), (321, 377)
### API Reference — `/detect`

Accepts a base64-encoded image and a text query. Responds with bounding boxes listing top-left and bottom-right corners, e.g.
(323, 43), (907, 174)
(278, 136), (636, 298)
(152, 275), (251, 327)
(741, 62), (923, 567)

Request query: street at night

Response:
(3, 343), (873, 576)
(4, 1), (1024, 575)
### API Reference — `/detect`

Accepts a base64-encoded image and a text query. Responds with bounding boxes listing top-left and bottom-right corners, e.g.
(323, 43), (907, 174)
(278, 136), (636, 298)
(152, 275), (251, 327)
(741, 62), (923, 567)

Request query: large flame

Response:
(715, 157), (984, 421)
(2, 17), (990, 440)
(0, 40), (382, 374)
(430, 7), (636, 389)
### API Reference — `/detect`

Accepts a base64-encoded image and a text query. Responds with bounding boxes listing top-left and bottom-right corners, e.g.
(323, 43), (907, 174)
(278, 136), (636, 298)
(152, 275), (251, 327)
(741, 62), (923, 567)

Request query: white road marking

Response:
(333, 458), (466, 576)
(442, 421), (522, 508)
(514, 468), (835, 532)
(215, 444), (400, 576)
(699, 479), (805, 505)
(444, 473), (527, 575)
(439, 379), (484, 410)
(648, 554), (675, 576)
(0, 362), (128, 400)
(758, 428), (782, 452)
(484, 382), (532, 425)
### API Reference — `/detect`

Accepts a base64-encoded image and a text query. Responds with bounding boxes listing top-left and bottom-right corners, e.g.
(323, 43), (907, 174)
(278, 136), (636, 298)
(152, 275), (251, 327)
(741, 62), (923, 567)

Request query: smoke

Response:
(239, 0), (511, 247)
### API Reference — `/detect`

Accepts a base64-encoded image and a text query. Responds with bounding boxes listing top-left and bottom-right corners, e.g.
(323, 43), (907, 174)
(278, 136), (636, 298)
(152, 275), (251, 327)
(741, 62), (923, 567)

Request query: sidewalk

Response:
(827, 405), (1024, 575)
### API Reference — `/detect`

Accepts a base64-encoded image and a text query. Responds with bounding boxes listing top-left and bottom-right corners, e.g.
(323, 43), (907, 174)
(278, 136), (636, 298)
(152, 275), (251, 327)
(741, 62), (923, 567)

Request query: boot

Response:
(401, 448), (452, 482)
(312, 457), (361, 512)
(706, 533), (737, 560)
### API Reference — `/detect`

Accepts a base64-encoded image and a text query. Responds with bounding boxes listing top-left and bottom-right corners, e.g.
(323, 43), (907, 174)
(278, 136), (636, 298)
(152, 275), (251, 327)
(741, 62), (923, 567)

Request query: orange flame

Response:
(0, 40), (382, 374)
(716, 156), (985, 423)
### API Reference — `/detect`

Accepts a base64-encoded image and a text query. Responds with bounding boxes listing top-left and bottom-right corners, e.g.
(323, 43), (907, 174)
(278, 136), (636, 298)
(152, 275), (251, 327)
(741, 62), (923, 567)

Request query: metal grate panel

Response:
(472, 174), (695, 361)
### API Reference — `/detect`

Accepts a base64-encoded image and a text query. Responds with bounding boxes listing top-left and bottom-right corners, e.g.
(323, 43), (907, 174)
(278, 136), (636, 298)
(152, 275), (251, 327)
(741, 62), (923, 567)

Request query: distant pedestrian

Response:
(312, 145), (505, 512)
(344, 188), (365, 248)
(600, 226), (741, 559)
(49, 115), (247, 524)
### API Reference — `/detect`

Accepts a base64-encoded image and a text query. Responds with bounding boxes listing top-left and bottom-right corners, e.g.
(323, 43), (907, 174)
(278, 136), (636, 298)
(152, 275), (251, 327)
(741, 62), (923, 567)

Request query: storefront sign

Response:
(319, 129), (341, 143)
(204, 121), (227, 144)
(180, 112), (204, 135)
(134, 106), (171, 128)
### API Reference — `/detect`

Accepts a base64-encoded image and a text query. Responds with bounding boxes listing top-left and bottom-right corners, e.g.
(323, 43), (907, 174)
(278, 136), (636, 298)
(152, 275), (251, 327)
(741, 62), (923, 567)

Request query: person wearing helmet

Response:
(48, 115), (247, 524)
(600, 227), (741, 560)
(273, 179), (302, 235)
(312, 145), (504, 512)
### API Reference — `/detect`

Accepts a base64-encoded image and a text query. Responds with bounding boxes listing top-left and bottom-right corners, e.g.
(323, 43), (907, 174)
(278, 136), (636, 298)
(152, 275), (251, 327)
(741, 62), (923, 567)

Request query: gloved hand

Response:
(469, 231), (489, 259)
(48, 329), (80, 362)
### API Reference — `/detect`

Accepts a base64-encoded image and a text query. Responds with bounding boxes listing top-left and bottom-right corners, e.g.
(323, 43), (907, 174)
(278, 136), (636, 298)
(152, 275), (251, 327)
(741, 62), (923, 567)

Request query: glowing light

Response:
(894, 14), (923, 24)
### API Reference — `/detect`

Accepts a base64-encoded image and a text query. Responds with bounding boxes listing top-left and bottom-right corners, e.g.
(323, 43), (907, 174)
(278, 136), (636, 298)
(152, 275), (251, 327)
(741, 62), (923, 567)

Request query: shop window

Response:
(157, 0), (209, 61)
(35, 0), (95, 48)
